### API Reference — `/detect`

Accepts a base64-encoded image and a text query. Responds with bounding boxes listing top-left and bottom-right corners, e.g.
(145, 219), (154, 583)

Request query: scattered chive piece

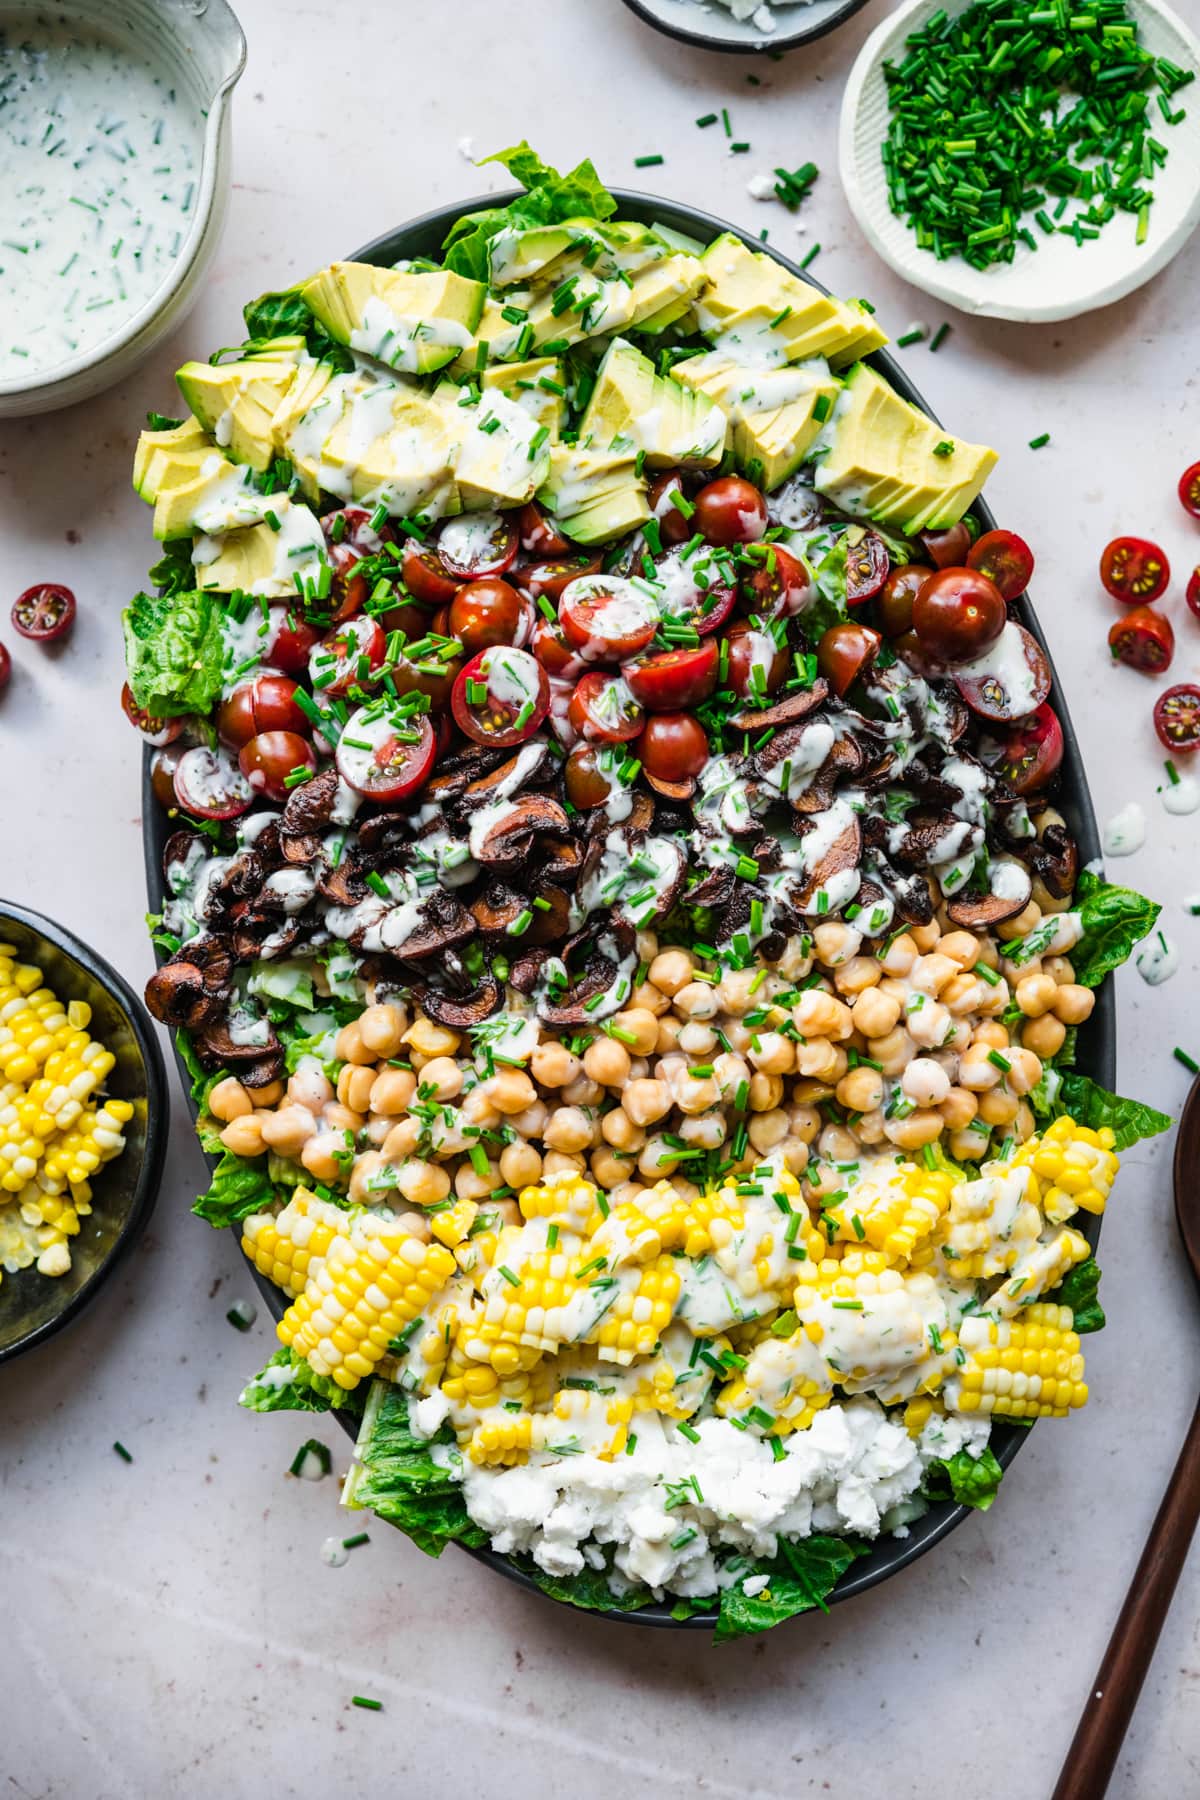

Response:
(113, 1441), (133, 1463)
(800, 243), (820, 269)
(730, 141), (751, 154)
(696, 112), (718, 128)
(721, 107), (732, 137)
(342, 1532), (370, 1550)
(634, 154), (664, 168)
(1029, 432), (1051, 450)
(896, 326), (926, 347)
(289, 1438), (331, 1478)
(678, 1421), (701, 1443)
(1174, 1048), (1200, 1074)
(226, 1300), (256, 1331)
(1165, 759), (1180, 786)
(352, 1697), (383, 1712)
(930, 322), (951, 351)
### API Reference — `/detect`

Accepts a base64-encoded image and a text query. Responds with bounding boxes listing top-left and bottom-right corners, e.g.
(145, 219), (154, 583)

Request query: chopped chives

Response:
(696, 113), (718, 127)
(289, 1438), (331, 1477)
(1029, 432), (1050, 449)
(352, 1697), (383, 1712)
(1174, 1048), (1199, 1074)
(634, 154), (664, 168)
(342, 1532), (370, 1550)
(226, 1300), (256, 1331)
(800, 243), (821, 269)
(896, 326), (926, 347)
(112, 1441), (133, 1463)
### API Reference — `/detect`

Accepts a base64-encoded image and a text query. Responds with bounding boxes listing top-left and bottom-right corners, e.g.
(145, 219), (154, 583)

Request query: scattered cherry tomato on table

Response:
(1178, 462), (1200, 521)
(12, 582), (75, 642)
(1186, 566), (1200, 622)
(1100, 537), (1170, 604)
(1108, 604), (1174, 674)
(967, 528), (1035, 601)
(1153, 685), (1200, 753)
(0, 643), (11, 695)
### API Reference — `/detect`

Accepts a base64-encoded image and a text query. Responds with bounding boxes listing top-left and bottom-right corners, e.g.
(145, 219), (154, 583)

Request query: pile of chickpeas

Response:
(205, 881), (1095, 1214)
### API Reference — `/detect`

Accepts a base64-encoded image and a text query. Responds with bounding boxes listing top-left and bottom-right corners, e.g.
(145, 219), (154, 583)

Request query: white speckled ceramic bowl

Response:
(0, 0), (245, 418)
(839, 0), (1200, 322)
(620, 0), (870, 56)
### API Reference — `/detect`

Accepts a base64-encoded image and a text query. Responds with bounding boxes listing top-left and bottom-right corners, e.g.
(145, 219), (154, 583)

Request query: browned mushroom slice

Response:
(859, 749), (898, 789)
(144, 961), (223, 1029)
(791, 815), (863, 914)
(357, 809), (417, 852)
(281, 764), (338, 835)
(387, 895), (475, 960)
(622, 790), (656, 833)
(461, 740), (552, 805)
(646, 773), (696, 802)
(424, 743), (513, 802)
(509, 948), (551, 994)
(240, 1051), (287, 1088)
(209, 847), (268, 910)
(279, 829), (323, 866)
(538, 950), (621, 1026)
(525, 885), (572, 945)
(890, 811), (980, 869)
(471, 881), (530, 936)
(474, 793), (571, 863)
(789, 737), (867, 818)
(936, 687), (971, 743)
(535, 835), (584, 882)
(232, 915), (302, 962)
(686, 866), (737, 909)
(892, 869), (936, 926)
(728, 678), (830, 733)
(1029, 821), (1079, 898)
(317, 852), (370, 907)
(416, 974), (504, 1029)
(193, 1016), (283, 1066)
(161, 829), (209, 886)
(947, 860), (1032, 929)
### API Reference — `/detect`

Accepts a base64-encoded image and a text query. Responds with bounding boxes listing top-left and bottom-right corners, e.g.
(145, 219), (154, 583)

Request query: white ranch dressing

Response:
(1103, 802), (1146, 857)
(1136, 930), (1179, 986)
(1162, 773), (1200, 816)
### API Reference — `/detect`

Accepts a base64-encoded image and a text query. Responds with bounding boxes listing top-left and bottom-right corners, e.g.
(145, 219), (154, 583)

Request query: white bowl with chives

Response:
(838, 0), (1200, 322)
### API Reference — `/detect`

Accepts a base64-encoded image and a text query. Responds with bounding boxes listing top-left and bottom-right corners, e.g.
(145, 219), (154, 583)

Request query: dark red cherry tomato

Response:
(310, 615), (387, 699)
(1108, 604), (1174, 674)
(12, 582), (75, 643)
(692, 476), (768, 546)
(739, 544), (811, 619)
(913, 567), (1006, 666)
(817, 622), (881, 698)
(374, 597), (432, 642)
(845, 532), (890, 605)
(517, 501), (569, 558)
(334, 705), (437, 798)
(121, 682), (184, 746)
(150, 743), (185, 810)
(401, 537), (461, 606)
(638, 712), (709, 782)
(265, 605), (321, 676)
(0, 642), (10, 695)
(530, 615), (584, 678)
(451, 646), (549, 747)
(387, 641), (461, 711)
(564, 743), (624, 809)
(1154, 684), (1200, 753)
(559, 574), (658, 659)
(876, 564), (932, 638)
(437, 512), (519, 580)
(239, 730), (318, 803)
(623, 641), (720, 711)
(992, 703), (1064, 794)
(447, 577), (525, 656)
(1100, 537), (1169, 604)
(954, 622), (1053, 719)
(919, 521), (972, 569)
(1177, 462), (1200, 521)
(323, 507), (392, 623)
(173, 744), (253, 820)
(647, 473), (695, 547)
(724, 620), (789, 700)
(217, 672), (309, 749)
(1186, 565), (1200, 621)
(567, 671), (644, 742)
(891, 629), (949, 680)
(522, 554), (604, 602)
(967, 528), (1034, 602)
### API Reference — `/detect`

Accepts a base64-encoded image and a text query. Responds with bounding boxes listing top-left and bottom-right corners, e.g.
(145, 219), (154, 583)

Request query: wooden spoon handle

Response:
(1051, 1395), (1200, 1800)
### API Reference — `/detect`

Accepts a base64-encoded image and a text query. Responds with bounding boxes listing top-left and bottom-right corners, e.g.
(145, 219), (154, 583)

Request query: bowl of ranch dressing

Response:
(0, 0), (245, 416)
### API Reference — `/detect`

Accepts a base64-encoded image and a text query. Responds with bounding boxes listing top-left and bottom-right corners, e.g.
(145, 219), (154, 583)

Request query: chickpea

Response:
(713, 1052), (751, 1097)
(855, 1108), (887, 1145)
(206, 1076), (251, 1123)
(813, 921), (863, 968)
(460, 1088), (500, 1130)
(794, 1039), (842, 1082)
(942, 1017), (973, 1053)
(648, 949), (695, 997)
(676, 1074), (720, 1116)
(637, 1137), (680, 1180)
(396, 1159), (451, 1207)
(531, 1041), (580, 1089)
(453, 1161), (498, 1201)
(793, 989), (854, 1040)
(500, 1141), (543, 1189)
(978, 1088), (1020, 1127)
(363, 1114), (392, 1148)
(1015, 973), (1056, 1019)
(1013, 1100), (1037, 1144)
(382, 1118), (421, 1162)
(1052, 983), (1095, 1026)
(623, 1078), (671, 1127)
(776, 1135), (810, 1175)
(974, 937), (1001, 971)
(348, 1150), (389, 1205)
(851, 987), (902, 1039)
(350, 1003), (400, 1059)
(775, 937), (815, 982)
(1043, 954), (1076, 985)
(792, 1078), (835, 1105)
(283, 1064), (330, 1111)
(939, 931), (982, 970)
(630, 980), (671, 1017)
(673, 980), (719, 1021)
(369, 1067), (416, 1116)
(260, 1104), (317, 1157)
(951, 1124), (992, 1162)
(334, 1020), (375, 1067)
(404, 1013), (461, 1058)
(602, 1108), (646, 1152)
(680, 1113), (727, 1149)
(300, 1132), (344, 1184)
(999, 1046), (1041, 1097)
(611, 1008), (659, 1055)
(748, 1109), (789, 1152)
(678, 1021), (717, 1057)
(721, 1020), (752, 1053)
(583, 1037), (631, 1087)
(996, 900), (1041, 942)
(748, 1031), (795, 1076)
(906, 998), (952, 1050)
(1023, 1013), (1067, 1059)
(541, 1106), (594, 1153)
(654, 1015), (683, 1056)
(941, 972), (986, 1017)
(819, 1122), (860, 1162)
(910, 953), (959, 998)
(419, 1057), (463, 1102)
(562, 1075), (604, 1108)
(323, 1102), (364, 1135)
(543, 1150), (586, 1177)
(958, 1045), (1003, 1092)
(884, 1110), (945, 1150)
(833, 956), (882, 998)
(938, 1087), (978, 1131)
(338, 1064), (378, 1114)
(636, 929), (659, 964)
(748, 1071), (784, 1113)
(591, 1148), (632, 1189)
(484, 1069), (538, 1115)
(909, 922), (941, 952)
(805, 1163), (844, 1203)
(879, 932), (918, 977)
(788, 1103), (822, 1144)
(716, 968), (760, 1016)
(219, 1113), (267, 1156)
(973, 1021), (1010, 1051)
(869, 1027), (917, 1077)
(836, 1066), (884, 1113)
(975, 976), (1012, 1019)
(900, 1057), (951, 1107)
(509, 1100), (549, 1141)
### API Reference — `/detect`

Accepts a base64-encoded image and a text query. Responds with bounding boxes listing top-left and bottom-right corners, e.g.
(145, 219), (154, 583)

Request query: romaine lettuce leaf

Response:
(713, 1536), (867, 1642)
(442, 142), (617, 281)
(522, 1560), (657, 1616)
(1055, 1072), (1171, 1150)
(123, 588), (224, 719)
(1073, 870), (1161, 989)
(798, 534), (851, 642)
(240, 288), (353, 371)
(192, 1149), (278, 1228)
(239, 1347), (364, 1415)
(1047, 1255), (1106, 1334)
(923, 1445), (1004, 1512)
(146, 409), (183, 431)
(147, 538), (199, 598)
(344, 1383), (486, 1558)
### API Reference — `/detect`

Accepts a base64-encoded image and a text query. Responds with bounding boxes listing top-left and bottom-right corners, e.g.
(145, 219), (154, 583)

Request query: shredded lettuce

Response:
(923, 1445), (1004, 1512)
(442, 142), (617, 281)
(240, 1347), (364, 1415)
(1047, 1255), (1106, 1334)
(344, 1382), (486, 1558)
(713, 1536), (869, 1642)
(239, 287), (353, 370)
(1054, 1072), (1171, 1151)
(193, 1149), (279, 1228)
(123, 587), (224, 719)
(799, 533), (851, 642)
(1072, 870), (1161, 989)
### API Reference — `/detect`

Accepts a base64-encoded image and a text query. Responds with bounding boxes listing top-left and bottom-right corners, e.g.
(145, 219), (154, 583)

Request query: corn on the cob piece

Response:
(929, 1167), (1041, 1281)
(716, 1328), (833, 1435)
(1013, 1116), (1119, 1224)
(791, 1252), (955, 1402)
(278, 1224), (456, 1390)
(583, 1253), (681, 1365)
(241, 1188), (348, 1297)
(439, 1337), (555, 1421)
(517, 1168), (599, 1236)
(988, 1226), (1091, 1318)
(944, 1304), (1087, 1418)
(466, 1384), (637, 1466)
(823, 1158), (956, 1261)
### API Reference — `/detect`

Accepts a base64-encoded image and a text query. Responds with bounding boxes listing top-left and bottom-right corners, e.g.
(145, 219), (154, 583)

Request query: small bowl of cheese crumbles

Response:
(0, 902), (167, 1363)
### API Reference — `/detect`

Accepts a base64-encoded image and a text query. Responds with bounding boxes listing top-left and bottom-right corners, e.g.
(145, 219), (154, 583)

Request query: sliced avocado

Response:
(194, 497), (328, 597)
(244, 334), (307, 363)
(300, 262), (486, 373)
(486, 218), (601, 288)
(133, 417), (211, 500)
(673, 352), (839, 491)
(540, 444), (649, 545)
(581, 338), (726, 470)
(480, 357), (565, 437)
(456, 252), (704, 370)
(317, 380), (458, 516)
(151, 455), (267, 543)
(176, 356), (301, 472)
(827, 301), (888, 370)
(441, 383), (553, 510)
(696, 236), (891, 368)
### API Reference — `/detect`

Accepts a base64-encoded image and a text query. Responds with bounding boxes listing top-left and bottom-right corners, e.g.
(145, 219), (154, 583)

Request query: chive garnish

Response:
(113, 1441), (133, 1463)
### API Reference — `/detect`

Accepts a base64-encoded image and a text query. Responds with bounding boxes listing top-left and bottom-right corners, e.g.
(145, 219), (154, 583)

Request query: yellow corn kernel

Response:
(946, 1304), (1087, 1419)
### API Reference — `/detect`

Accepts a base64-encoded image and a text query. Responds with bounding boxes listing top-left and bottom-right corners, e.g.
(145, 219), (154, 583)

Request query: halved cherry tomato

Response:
(567, 671), (644, 742)
(1108, 604), (1174, 674)
(437, 511), (519, 580)
(1100, 536), (1169, 604)
(647, 473), (695, 547)
(913, 567), (1005, 666)
(1154, 684), (1200, 752)
(12, 582), (75, 643)
(0, 643), (10, 695)
(1178, 462), (1200, 521)
(239, 730), (317, 803)
(919, 521), (972, 569)
(739, 544), (810, 619)
(401, 537), (461, 606)
(876, 563), (932, 638)
(638, 712), (708, 782)
(624, 641), (720, 711)
(387, 641), (461, 710)
(265, 605), (321, 676)
(845, 532), (890, 605)
(559, 574), (658, 659)
(310, 616), (387, 699)
(817, 622), (881, 697)
(150, 743), (185, 810)
(447, 577), (525, 656)
(967, 528), (1034, 602)
(335, 704), (437, 797)
(954, 622), (1052, 719)
(992, 702), (1064, 794)
(121, 682), (184, 746)
(565, 744), (622, 809)
(890, 629), (948, 680)
(217, 672), (310, 749)
(1187, 565), (1200, 621)
(530, 615), (584, 678)
(323, 506), (393, 622)
(173, 744), (253, 820)
(451, 646), (549, 747)
(652, 547), (737, 634)
(517, 502), (569, 558)
(522, 554), (603, 602)
(724, 620), (789, 700)
(692, 476), (768, 546)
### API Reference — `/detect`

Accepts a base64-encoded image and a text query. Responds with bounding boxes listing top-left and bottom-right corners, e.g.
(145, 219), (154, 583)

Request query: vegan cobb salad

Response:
(124, 148), (1169, 1634)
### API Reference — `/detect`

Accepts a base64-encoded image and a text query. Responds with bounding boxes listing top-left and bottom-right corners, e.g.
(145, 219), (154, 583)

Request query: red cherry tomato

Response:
(1186, 565), (1200, 621)
(891, 629), (949, 681)
(845, 532), (890, 605)
(565, 744), (623, 809)
(638, 712), (709, 782)
(437, 512), (519, 580)
(265, 605), (321, 676)
(652, 547), (738, 634)
(447, 577), (525, 656)
(310, 615), (387, 699)
(517, 502), (569, 558)
(239, 730), (318, 803)
(623, 641), (720, 711)
(173, 744), (253, 820)
(724, 620), (789, 700)
(559, 574), (658, 659)
(739, 545), (811, 620)
(992, 703), (1064, 795)
(451, 646), (549, 747)
(334, 704), (437, 798)
(217, 672), (310, 749)
(1154, 684), (1200, 753)
(919, 521), (972, 569)
(913, 567), (1006, 667)
(967, 528), (1034, 602)
(150, 743), (185, 810)
(401, 537), (461, 606)
(954, 622), (1053, 720)
(1100, 537), (1170, 604)
(1108, 604), (1174, 675)
(646, 473), (695, 547)
(1178, 462), (1200, 521)
(0, 642), (10, 694)
(530, 615), (584, 678)
(121, 681), (184, 746)
(817, 622), (881, 697)
(567, 671), (644, 742)
(522, 554), (604, 601)
(12, 582), (75, 643)
(876, 564), (932, 638)
(692, 476), (768, 546)
(323, 506), (393, 623)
